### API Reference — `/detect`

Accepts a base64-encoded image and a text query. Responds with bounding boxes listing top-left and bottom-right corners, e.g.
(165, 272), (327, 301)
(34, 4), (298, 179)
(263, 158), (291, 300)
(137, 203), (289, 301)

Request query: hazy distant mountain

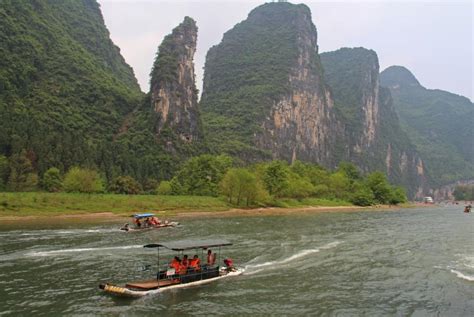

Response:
(380, 66), (474, 186)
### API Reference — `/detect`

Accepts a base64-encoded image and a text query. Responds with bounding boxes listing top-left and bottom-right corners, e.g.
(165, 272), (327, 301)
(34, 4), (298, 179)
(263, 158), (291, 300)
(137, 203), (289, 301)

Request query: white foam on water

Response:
(244, 241), (342, 272)
(450, 269), (474, 281)
(27, 245), (143, 257)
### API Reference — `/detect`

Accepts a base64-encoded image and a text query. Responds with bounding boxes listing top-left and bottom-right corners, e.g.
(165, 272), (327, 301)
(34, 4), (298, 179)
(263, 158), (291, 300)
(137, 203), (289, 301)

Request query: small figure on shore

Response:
(464, 205), (472, 213)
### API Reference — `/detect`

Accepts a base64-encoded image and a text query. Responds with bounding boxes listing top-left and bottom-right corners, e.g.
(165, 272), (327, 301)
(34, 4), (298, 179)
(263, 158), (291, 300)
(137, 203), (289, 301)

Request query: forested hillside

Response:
(380, 66), (474, 186)
(0, 0), (142, 183)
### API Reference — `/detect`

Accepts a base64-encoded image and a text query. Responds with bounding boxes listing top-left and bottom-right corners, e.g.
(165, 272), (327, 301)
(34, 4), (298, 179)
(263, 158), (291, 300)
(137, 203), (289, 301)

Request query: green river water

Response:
(0, 205), (473, 316)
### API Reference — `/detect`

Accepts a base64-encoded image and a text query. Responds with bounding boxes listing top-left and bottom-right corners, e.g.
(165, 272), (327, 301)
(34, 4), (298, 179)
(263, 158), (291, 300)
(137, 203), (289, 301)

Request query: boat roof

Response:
(132, 213), (155, 219)
(144, 239), (232, 251)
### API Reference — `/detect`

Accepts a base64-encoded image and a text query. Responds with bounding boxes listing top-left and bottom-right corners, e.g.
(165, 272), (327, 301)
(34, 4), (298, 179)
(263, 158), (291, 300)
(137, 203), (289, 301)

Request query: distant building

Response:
(423, 196), (434, 204)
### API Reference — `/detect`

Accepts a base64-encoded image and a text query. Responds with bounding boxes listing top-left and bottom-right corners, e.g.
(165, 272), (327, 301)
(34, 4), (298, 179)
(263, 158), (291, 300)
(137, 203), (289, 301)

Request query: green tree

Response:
(262, 160), (289, 197)
(157, 181), (172, 195)
(453, 185), (474, 201)
(173, 154), (233, 196)
(0, 155), (9, 190)
(282, 174), (315, 199)
(7, 150), (38, 191)
(42, 167), (62, 192)
(350, 185), (375, 206)
(220, 168), (268, 206)
(366, 171), (392, 204)
(328, 171), (351, 199)
(337, 162), (361, 183)
(388, 186), (407, 205)
(109, 176), (142, 195)
(143, 178), (159, 194)
(63, 167), (104, 193)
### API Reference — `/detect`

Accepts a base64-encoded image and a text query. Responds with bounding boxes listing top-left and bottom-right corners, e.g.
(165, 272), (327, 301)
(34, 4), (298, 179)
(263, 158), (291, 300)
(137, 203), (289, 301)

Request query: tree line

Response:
(453, 185), (474, 201)
(0, 152), (407, 207)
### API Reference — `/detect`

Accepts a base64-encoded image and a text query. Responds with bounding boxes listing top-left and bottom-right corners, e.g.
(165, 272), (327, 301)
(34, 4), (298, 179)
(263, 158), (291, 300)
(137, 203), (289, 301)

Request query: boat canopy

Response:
(132, 213), (155, 219)
(144, 239), (232, 251)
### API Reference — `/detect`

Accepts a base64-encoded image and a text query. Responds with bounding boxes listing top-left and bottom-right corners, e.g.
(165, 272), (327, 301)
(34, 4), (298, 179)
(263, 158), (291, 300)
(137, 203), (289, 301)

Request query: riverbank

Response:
(0, 192), (402, 221)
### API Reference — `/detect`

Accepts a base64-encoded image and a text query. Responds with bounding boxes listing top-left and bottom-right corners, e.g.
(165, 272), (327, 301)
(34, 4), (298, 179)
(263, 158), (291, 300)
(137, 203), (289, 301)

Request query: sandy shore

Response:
(0, 205), (399, 222)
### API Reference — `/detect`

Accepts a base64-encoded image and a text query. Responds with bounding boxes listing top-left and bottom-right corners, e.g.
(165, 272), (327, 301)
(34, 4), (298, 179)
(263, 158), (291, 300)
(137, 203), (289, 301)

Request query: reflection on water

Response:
(0, 206), (473, 315)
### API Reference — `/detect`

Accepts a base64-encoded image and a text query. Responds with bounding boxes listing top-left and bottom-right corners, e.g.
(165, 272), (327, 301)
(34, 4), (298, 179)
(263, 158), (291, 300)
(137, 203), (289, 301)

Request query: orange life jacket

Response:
(178, 263), (188, 275)
(189, 258), (200, 269)
(170, 260), (180, 272)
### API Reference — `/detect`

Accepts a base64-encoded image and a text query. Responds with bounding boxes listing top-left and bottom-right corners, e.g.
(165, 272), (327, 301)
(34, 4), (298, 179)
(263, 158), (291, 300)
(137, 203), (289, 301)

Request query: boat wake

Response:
(450, 269), (474, 282)
(244, 241), (342, 275)
(27, 245), (143, 257)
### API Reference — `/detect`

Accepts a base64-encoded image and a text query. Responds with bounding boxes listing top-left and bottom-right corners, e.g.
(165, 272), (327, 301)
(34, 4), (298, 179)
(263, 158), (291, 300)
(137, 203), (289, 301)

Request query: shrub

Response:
(157, 181), (172, 195)
(350, 187), (375, 206)
(63, 167), (104, 193)
(109, 176), (142, 195)
(42, 167), (62, 192)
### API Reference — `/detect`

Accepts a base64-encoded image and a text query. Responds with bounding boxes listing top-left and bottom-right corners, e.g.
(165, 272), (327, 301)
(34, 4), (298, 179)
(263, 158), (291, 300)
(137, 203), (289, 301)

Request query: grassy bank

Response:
(0, 192), (230, 217)
(0, 192), (355, 217)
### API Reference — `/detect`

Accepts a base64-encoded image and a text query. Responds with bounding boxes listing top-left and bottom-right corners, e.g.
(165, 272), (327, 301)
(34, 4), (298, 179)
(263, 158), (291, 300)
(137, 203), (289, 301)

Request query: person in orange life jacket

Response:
(169, 256), (180, 272)
(179, 255), (189, 275)
(207, 249), (216, 266)
(189, 255), (201, 270)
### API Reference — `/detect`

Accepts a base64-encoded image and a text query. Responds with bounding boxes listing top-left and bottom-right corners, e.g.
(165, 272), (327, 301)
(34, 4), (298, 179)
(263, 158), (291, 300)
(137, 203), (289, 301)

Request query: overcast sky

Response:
(98, 0), (473, 100)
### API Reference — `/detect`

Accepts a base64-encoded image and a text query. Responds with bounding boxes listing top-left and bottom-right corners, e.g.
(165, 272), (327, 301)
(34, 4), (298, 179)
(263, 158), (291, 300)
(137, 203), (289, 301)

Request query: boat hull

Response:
(120, 222), (179, 232)
(100, 268), (243, 298)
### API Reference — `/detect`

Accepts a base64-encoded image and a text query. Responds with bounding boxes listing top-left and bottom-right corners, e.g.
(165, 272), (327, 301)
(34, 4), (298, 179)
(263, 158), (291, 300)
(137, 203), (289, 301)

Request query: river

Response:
(0, 205), (472, 316)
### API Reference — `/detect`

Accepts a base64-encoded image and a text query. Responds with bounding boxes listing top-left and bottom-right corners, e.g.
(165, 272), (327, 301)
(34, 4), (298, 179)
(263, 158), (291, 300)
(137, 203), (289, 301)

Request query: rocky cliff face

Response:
(254, 4), (336, 165)
(321, 48), (428, 197)
(201, 3), (336, 164)
(150, 17), (201, 143)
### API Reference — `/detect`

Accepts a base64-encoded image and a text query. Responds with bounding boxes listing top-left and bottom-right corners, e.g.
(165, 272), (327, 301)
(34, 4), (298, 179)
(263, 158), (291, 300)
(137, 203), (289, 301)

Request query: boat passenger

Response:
(150, 217), (160, 226)
(145, 217), (152, 227)
(207, 249), (216, 266)
(189, 255), (201, 271)
(179, 255), (189, 275)
(223, 258), (236, 272)
(134, 218), (142, 228)
(170, 256), (181, 272)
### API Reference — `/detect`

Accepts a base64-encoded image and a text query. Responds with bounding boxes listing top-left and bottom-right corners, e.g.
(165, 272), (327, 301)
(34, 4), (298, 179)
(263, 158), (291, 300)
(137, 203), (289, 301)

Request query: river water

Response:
(0, 206), (472, 316)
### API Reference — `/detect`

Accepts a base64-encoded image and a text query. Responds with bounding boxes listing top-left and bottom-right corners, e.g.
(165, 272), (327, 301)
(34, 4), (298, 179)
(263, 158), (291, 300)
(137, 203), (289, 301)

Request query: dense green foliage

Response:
(0, 0), (201, 187)
(220, 168), (267, 206)
(453, 185), (474, 201)
(7, 150), (38, 192)
(200, 3), (310, 157)
(109, 176), (142, 195)
(169, 155), (233, 196)
(380, 66), (474, 186)
(63, 167), (104, 193)
(0, 0), (144, 182)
